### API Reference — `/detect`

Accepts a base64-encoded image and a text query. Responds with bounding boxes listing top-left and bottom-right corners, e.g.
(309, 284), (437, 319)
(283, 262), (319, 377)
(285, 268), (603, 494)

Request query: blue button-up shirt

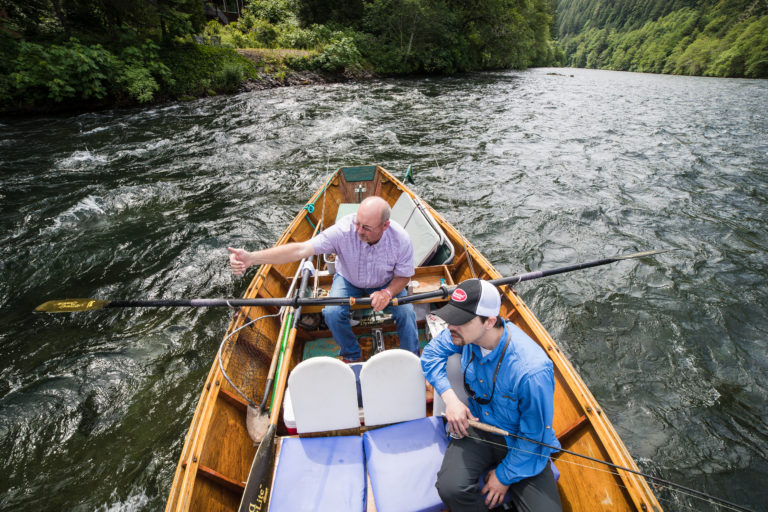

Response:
(421, 319), (560, 485)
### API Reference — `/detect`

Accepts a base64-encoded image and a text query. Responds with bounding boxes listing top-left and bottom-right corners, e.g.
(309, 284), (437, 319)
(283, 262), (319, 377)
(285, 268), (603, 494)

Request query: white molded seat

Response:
(286, 356), (361, 433)
(426, 314), (470, 417)
(391, 194), (441, 266)
(360, 349), (426, 426)
(431, 353), (470, 417)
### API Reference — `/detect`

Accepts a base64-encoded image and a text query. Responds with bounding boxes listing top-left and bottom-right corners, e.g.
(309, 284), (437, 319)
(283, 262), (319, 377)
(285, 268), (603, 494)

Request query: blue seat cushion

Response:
(363, 416), (449, 512)
(270, 436), (366, 512)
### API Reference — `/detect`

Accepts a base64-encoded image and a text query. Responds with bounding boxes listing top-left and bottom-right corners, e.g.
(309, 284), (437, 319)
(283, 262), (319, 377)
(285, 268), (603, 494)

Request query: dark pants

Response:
(436, 426), (562, 512)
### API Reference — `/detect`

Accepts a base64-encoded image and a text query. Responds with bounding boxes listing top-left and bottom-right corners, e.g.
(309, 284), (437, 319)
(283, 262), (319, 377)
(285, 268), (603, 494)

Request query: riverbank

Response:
(0, 44), (376, 118)
(235, 48), (375, 92)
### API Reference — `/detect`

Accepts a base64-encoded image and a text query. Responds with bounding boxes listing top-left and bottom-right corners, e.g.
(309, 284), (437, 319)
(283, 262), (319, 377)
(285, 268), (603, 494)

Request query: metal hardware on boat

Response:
(373, 329), (385, 354)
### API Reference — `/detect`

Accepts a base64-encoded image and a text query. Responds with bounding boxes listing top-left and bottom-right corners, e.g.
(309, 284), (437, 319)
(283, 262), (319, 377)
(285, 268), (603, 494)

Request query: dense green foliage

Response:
(159, 45), (260, 97)
(1, 0), (562, 112)
(0, 0), (260, 111)
(209, 0), (563, 74)
(558, 0), (700, 37)
(307, 0), (563, 72)
(0, 0), (205, 42)
(558, 0), (768, 78)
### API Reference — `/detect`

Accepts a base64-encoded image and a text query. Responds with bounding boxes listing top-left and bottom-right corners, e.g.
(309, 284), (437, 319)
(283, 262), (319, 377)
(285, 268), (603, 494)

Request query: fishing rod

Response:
(465, 419), (755, 512)
(34, 249), (670, 313)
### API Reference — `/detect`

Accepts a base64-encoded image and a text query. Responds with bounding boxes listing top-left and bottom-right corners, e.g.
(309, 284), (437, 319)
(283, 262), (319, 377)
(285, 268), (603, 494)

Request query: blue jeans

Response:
(322, 273), (419, 360)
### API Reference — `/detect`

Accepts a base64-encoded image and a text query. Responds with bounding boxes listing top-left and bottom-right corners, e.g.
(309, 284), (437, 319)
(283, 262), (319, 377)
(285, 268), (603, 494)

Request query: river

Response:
(1, 68), (766, 511)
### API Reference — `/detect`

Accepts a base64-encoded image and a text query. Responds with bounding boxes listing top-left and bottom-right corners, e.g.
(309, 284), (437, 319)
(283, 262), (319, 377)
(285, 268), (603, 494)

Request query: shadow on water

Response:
(1, 68), (767, 511)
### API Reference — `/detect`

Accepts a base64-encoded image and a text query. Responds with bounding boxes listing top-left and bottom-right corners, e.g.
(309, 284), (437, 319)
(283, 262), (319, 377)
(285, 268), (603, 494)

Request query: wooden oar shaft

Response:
(268, 267), (311, 422)
(35, 250), (671, 313)
(238, 267), (312, 512)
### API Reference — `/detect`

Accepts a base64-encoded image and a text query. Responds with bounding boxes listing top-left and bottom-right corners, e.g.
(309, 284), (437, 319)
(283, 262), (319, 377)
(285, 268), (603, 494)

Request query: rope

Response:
(313, 179), (328, 295)
(303, 170), (338, 229)
(217, 311), (282, 406)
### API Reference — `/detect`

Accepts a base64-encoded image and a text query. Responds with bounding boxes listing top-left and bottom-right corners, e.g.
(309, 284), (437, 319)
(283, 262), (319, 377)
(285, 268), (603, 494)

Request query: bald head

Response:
(359, 196), (390, 224)
(355, 196), (390, 244)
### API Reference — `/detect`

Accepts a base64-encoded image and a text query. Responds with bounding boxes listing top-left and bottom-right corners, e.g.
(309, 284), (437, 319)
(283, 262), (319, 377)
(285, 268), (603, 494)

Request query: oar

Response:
(466, 419), (755, 512)
(34, 250), (671, 313)
(246, 309), (292, 443)
(238, 265), (312, 512)
(245, 259), (312, 443)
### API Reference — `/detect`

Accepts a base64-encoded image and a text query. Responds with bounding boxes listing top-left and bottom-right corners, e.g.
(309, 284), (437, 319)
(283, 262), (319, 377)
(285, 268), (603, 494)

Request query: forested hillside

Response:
(557, 0), (768, 78)
(1, 0), (562, 113)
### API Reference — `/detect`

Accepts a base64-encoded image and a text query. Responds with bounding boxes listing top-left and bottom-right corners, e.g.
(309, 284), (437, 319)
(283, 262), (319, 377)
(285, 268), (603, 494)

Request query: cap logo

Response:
(452, 289), (467, 302)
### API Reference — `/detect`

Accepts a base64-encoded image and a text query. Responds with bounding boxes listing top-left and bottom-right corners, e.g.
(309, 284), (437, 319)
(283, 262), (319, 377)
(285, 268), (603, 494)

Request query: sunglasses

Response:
(463, 337), (509, 405)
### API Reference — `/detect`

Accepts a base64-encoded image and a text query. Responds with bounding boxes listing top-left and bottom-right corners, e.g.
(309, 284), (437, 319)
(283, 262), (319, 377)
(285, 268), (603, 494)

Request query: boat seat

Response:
(430, 353), (470, 417)
(360, 349), (426, 427)
(285, 356), (361, 433)
(391, 193), (454, 266)
(363, 416), (449, 512)
(426, 314), (470, 417)
(335, 202), (360, 224)
(271, 435), (367, 511)
(283, 361), (364, 434)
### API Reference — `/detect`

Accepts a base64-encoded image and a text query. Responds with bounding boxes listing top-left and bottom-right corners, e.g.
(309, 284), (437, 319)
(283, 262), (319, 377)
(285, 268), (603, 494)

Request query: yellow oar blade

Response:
(34, 299), (110, 313)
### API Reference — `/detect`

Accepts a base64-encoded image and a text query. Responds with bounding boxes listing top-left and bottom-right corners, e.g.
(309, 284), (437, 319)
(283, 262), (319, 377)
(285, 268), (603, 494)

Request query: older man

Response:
(228, 196), (419, 362)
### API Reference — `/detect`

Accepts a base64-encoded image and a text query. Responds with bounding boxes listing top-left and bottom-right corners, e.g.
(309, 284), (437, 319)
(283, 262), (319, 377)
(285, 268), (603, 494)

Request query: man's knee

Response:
(435, 473), (459, 505)
(322, 304), (347, 322)
(436, 476), (480, 511)
(391, 303), (416, 322)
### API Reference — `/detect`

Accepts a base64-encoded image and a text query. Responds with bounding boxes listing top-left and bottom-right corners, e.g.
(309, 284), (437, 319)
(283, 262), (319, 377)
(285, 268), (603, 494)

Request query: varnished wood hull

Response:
(166, 166), (662, 512)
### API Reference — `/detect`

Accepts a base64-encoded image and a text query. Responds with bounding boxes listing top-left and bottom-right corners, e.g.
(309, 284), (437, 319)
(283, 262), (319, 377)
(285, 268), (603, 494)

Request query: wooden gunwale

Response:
(166, 166), (662, 512)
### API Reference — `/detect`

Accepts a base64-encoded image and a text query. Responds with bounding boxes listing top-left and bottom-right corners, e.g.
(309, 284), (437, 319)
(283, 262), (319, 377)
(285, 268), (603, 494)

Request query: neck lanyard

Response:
(463, 334), (510, 406)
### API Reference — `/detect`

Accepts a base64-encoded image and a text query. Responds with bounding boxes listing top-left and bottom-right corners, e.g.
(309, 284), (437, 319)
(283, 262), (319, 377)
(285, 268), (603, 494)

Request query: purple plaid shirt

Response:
(311, 214), (414, 289)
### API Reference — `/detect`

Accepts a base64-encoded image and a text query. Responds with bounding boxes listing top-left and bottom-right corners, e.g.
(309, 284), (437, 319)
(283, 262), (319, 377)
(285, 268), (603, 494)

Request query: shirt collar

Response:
(471, 320), (510, 360)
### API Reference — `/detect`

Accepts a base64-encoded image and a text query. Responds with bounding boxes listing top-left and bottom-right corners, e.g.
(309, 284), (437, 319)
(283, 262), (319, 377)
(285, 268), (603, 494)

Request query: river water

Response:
(1, 68), (766, 511)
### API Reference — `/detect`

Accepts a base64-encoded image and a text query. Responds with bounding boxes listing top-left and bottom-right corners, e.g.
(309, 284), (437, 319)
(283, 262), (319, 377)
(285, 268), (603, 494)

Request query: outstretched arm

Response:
(228, 241), (315, 276)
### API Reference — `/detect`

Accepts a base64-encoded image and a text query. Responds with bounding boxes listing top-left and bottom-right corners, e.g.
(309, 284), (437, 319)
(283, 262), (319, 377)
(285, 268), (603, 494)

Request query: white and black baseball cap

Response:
(433, 279), (501, 325)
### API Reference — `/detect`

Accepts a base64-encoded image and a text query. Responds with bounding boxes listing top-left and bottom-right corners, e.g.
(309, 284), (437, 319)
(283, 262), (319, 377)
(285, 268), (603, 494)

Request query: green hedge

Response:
(0, 36), (261, 112)
(159, 44), (260, 97)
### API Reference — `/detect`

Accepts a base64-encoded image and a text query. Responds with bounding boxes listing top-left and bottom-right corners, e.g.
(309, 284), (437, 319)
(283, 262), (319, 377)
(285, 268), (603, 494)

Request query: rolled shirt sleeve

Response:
(311, 222), (342, 256)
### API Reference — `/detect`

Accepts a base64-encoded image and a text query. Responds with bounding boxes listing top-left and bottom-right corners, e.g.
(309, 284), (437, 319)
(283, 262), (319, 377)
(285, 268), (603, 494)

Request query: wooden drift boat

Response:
(165, 165), (662, 512)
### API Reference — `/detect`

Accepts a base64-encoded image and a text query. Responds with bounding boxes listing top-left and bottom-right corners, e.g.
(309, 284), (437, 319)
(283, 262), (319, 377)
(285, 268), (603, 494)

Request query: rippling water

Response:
(1, 68), (767, 511)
